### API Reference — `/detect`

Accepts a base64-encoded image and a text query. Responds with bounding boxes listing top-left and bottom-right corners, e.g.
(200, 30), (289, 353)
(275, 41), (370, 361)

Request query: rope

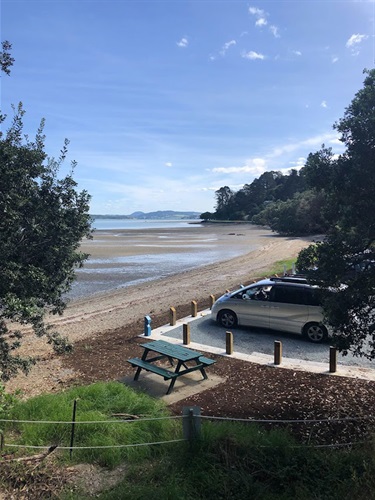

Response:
(2, 438), (186, 450)
(0, 415), (184, 425)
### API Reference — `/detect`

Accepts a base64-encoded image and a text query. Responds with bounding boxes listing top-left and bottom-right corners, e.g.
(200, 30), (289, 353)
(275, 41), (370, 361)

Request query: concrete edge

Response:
(136, 309), (375, 382)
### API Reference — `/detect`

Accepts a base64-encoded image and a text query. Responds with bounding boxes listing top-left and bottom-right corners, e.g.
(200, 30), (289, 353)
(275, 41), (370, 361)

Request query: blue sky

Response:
(2, 0), (374, 215)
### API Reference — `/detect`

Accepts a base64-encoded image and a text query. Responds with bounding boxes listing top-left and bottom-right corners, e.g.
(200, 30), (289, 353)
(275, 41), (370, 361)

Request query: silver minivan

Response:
(211, 277), (328, 343)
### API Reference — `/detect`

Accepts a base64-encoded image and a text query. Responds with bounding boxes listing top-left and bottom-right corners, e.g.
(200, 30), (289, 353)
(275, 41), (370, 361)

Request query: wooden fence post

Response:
(209, 294), (215, 308)
(183, 406), (201, 444)
(169, 307), (176, 326)
(183, 323), (191, 345)
(274, 341), (282, 365)
(69, 399), (77, 460)
(191, 300), (198, 317)
(329, 346), (337, 373)
(226, 331), (233, 355)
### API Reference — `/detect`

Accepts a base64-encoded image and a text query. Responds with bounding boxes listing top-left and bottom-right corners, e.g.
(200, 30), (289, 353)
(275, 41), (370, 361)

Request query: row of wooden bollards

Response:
(169, 296), (216, 326)
(182, 328), (338, 374)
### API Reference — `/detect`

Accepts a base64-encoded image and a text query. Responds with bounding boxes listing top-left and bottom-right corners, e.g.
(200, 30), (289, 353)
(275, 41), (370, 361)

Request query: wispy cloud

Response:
(346, 33), (367, 55)
(212, 158), (266, 175)
(249, 6), (280, 37)
(269, 25), (280, 38)
(293, 50), (302, 56)
(321, 100), (328, 108)
(220, 40), (236, 56)
(165, 162), (173, 167)
(332, 56), (339, 63)
(177, 37), (189, 48)
(242, 50), (265, 60)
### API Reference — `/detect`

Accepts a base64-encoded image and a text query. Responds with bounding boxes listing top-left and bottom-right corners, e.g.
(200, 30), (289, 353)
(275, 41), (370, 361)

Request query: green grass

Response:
(93, 422), (375, 500)
(5, 382), (178, 467)
(267, 258), (297, 277)
(4, 384), (375, 499)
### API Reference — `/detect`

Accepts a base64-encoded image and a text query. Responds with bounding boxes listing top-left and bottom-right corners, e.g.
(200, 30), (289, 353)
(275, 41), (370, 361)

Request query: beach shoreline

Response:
(19, 225), (316, 345)
(5, 225), (316, 396)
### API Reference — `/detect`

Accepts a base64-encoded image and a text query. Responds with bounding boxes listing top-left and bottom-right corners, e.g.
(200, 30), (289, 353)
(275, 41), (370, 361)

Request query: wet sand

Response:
(70, 224), (278, 300)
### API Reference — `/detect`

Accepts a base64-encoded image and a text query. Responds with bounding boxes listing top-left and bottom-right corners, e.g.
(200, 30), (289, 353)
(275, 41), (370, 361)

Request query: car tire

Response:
(217, 310), (238, 328)
(303, 322), (328, 343)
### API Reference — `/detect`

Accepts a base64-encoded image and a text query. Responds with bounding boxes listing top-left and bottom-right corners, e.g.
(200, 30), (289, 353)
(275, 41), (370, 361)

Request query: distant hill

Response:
(92, 211), (201, 220)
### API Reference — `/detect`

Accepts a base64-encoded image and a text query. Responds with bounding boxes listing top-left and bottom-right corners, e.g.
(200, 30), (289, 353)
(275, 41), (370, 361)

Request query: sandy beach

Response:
(5, 224), (316, 395)
(10, 224), (312, 351)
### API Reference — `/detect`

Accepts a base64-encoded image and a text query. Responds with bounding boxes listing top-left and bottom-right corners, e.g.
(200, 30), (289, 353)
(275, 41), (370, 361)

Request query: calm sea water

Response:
(92, 219), (202, 230)
(67, 220), (260, 300)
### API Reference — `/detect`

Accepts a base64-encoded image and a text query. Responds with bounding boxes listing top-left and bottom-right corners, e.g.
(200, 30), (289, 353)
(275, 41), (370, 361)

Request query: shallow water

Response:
(67, 224), (266, 300)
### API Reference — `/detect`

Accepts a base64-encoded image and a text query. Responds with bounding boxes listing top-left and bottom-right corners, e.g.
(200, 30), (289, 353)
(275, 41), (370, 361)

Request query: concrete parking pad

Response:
(119, 371), (225, 405)
(138, 309), (375, 382)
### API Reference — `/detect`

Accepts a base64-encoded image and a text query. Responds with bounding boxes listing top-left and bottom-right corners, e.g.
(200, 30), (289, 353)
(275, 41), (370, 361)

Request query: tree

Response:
(0, 41), (14, 75)
(0, 44), (92, 380)
(214, 186), (234, 219)
(296, 69), (375, 359)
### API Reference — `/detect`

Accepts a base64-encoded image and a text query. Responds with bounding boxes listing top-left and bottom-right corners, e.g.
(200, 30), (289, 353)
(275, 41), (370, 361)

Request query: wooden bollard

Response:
(209, 294), (215, 308)
(169, 307), (176, 326)
(183, 323), (191, 345)
(329, 346), (337, 373)
(191, 300), (198, 317)
(274, 341), (282, 365)
(226, 331), (233, 355)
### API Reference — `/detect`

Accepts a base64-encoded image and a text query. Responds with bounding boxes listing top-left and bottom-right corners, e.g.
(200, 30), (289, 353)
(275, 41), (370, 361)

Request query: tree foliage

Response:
(297, 69), (375, 358)
(0, 44), (92, 380)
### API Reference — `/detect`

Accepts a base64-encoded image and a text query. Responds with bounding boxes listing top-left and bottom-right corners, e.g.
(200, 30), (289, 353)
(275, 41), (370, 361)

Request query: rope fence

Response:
(1, 406), (374, 455)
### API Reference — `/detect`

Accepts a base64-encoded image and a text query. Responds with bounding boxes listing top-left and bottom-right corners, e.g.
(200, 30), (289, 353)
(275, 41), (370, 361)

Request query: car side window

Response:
(242, 286), (270, 301)
(271, 285), (306, 305)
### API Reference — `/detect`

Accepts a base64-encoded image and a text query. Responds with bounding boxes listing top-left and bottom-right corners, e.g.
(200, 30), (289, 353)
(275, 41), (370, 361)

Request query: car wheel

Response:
(217, 310), (238, 328)
(303, 322), (328, 343)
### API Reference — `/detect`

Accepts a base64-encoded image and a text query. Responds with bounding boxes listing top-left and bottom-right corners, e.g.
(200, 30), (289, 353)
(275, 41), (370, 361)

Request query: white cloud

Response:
(177, 37), (189, 48)
(293, 50), (302, 56)
(242, 50), (265, 60)
(255, 18), (267, 27)
(249, 7), (280, 37)
(321, 100), (328, 108)
(212, 158), (266, 176)
(165, 162), (173, 167)
(269, 25), (280, 38)
(249, 6), (265, 16)
(346, 34), (367, 55)
(220, 40), (236, 56)
(346, 33), (367, 47)
(332, 56), (339, 63)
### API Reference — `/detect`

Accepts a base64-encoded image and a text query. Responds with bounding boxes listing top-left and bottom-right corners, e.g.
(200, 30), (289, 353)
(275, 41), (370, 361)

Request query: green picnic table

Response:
(128, 339), (216, 394)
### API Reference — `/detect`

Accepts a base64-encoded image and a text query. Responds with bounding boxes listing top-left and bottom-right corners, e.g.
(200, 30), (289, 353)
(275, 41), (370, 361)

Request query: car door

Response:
(268, 285), (310, 334)
(236, 285), (271, 328)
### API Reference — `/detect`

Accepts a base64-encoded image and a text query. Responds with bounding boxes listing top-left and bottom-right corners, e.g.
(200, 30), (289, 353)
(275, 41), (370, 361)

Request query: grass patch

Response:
(3, 386), (375, 498)
(5, 382), (178, 468)
(267, 258), (297, 277)
(94, 421), (375, 500)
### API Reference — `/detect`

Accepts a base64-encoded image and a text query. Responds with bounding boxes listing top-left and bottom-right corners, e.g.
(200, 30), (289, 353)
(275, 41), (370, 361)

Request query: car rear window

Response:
(271, 285), (307, 305)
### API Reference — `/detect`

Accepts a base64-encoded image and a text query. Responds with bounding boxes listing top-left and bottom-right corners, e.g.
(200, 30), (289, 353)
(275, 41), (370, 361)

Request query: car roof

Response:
(230, 277), (316, 295)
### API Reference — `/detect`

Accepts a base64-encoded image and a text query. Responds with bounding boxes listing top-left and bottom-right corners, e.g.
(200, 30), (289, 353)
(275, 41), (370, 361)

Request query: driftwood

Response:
(111, 413), (144, 419)
(1, 444), (57, 463)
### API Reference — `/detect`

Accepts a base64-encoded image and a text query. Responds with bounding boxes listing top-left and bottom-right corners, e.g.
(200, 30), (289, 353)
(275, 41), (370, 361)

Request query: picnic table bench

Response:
(127, 340), (216, 394)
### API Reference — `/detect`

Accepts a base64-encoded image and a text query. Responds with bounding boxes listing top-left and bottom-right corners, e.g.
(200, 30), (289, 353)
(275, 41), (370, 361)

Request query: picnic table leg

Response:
(134, 367), (142, 381)
(166, 361), (183, 395)
(134, 349), (150, 380)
